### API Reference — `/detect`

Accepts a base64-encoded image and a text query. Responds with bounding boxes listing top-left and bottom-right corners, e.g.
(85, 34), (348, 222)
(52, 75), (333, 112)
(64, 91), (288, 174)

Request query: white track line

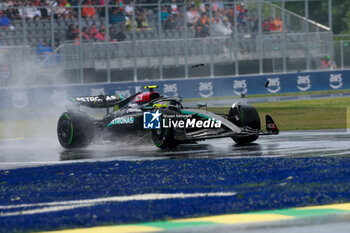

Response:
(0, 204), (94, 217)
(0, 192), (236, 216)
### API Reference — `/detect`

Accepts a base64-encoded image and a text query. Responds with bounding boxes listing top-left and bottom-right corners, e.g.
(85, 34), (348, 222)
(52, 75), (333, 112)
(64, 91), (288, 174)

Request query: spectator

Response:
(164, 14), (177, 30)
(211, 0), (219, 13)
(2, 0), (13, 9)
(236, 2), (247, 26)
(217, 0), (225, 13)
(39, 0), (50, 19)
(135, 14), (151, 31)
(81, 27), (90, 41)
(5, 6), (21, 20)
(322, 56), (330, 69)
(115, 0), (125, 9)
(89, 24), (105, 40)
(174, 12), (184, 29)
(65, 5), (77, 19)
(124, 14), (136, 31)
(268, 17), (277, 31)
(22, 1), (42, 20)
(109, 7), (126, 24)
(195, 12), (210, 37)
(322, 56), (336, 69)
(160, 6), (169, 22)
(199, 0), (206, 13)
(49, 32), (60, 49)
(66, 24), (78, 40)
(170, 0), (179, 15)
(213, 15), (232, 36)
(226, 8), (235, 26)
(262, 19), (270, 32)
(98, 0), (106, 17)
(53, 0), (67, 19)
(81, 0), (96, 18)
(236, 2), (247, 16)
(273, 16), (283, 32)
(187, 5), (200, 28)
(36, 41), (52, 62)
(99, 24), (106, 40)
(0, 11), (11, 29)
(110, 26), (126, 41)
(125, 0), (133, 17)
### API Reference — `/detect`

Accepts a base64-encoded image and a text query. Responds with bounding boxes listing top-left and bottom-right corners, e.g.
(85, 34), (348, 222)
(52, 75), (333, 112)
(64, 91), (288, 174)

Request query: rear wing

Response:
(260, 115), (279, 135)
(70, 95), (124, 108)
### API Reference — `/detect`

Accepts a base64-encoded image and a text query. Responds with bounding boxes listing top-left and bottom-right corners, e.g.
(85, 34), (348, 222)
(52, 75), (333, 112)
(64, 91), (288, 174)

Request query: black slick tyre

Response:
(57, 111), (93, 148)
(150, 109), (180, 148)
(231, 103), (260, 144)
(151, 127), (179, 148)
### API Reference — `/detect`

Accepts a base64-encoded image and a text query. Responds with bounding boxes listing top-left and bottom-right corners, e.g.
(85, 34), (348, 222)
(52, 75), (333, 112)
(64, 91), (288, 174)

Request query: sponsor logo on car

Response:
(198, 82), (214, 98)
(233, 80), (247, 96)
(329, 74), (343, 89)
(143, 110), (221, 129)
(297, 75), (311, 91)
(75, 95), (118, 102)
(266, 78), (281, 93)
(108, 117), (134, 126)
(163, 84), (178, 97)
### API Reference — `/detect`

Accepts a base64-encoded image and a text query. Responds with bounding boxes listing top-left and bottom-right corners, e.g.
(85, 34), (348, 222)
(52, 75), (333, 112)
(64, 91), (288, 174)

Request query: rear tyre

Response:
(230, 103), (260, 144)
(57, 111), (94, 148)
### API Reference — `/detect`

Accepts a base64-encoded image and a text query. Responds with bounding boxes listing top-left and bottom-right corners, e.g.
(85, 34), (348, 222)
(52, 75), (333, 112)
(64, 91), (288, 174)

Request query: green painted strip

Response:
(42, 203), (350, 232)
(254, 208), (349, 218)
(70, 97), (76, 103)
(133, 205), (350, 231)
(140, 221), (217, 230)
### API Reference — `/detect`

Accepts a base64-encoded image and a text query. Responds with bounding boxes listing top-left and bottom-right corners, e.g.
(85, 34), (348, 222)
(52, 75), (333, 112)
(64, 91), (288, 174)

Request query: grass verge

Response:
(207, 97), (350, 131)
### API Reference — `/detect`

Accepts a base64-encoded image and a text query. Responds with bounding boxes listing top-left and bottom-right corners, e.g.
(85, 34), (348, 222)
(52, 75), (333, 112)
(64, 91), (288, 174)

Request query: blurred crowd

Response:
(0, 0), (285, 50)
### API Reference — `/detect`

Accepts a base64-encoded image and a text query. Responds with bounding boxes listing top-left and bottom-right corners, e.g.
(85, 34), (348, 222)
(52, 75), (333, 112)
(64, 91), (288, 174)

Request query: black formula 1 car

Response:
(57, 86), (279, 149)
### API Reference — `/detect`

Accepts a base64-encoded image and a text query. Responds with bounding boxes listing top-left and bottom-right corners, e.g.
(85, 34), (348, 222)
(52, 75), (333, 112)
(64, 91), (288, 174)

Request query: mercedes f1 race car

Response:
(57, 86), (279, 149)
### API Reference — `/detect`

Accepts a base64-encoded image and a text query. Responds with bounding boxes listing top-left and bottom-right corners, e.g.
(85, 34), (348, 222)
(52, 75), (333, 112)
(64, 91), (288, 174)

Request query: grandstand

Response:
(0, 0), (336, 86)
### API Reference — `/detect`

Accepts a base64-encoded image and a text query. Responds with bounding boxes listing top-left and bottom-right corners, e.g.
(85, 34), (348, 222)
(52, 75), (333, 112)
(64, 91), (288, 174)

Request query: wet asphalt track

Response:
(1, 129), (350, 232)
(0, 129), (350, 170)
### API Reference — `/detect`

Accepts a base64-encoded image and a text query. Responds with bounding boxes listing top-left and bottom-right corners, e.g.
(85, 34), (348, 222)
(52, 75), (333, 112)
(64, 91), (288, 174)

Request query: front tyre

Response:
(151, 127), (179, 149)
(57, 111), (93, 148)
(232, 134), (259, 144)
(150, 109), (180, 148)
(230, 103), (260, 144)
